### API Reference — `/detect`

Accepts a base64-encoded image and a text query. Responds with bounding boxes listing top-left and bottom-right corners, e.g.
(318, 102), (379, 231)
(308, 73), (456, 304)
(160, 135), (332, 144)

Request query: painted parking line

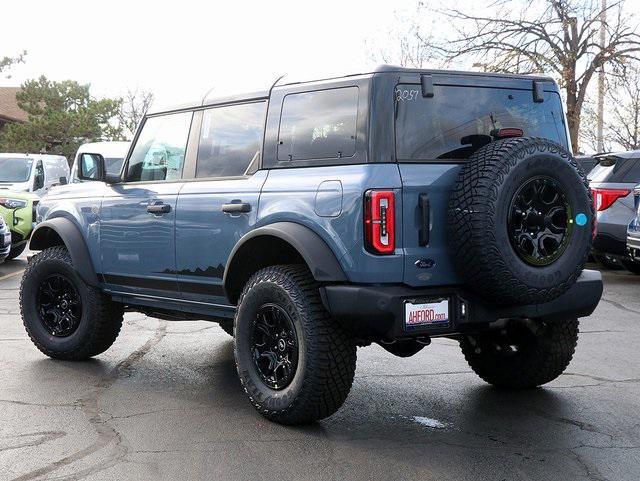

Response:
(0, 269), (25, 282)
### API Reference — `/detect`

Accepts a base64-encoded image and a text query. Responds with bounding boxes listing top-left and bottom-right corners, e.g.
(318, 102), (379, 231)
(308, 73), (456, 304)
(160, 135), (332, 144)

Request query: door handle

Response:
(147, 203), (171, 214)
(222, 203), (251, 214)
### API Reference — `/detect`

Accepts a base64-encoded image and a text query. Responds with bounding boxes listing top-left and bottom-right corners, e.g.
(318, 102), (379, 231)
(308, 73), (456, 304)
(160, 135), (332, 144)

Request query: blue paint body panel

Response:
(32, 67), (573, 320)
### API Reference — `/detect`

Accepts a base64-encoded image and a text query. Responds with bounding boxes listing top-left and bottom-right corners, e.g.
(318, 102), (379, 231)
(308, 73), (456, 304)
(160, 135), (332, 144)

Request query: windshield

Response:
(0, 158), (33, 182)
(395, 84), (568, 161)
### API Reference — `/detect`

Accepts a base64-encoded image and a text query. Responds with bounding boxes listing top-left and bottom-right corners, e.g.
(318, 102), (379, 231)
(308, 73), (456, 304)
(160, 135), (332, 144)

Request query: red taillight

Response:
(364, 190), (395, 254)
(591, 188), (630, 212)
(495, 128), (524, 138)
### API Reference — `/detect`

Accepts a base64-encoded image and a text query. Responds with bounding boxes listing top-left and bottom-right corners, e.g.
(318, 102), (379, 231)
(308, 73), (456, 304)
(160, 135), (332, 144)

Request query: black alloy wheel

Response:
(251, 303), (299, 390)
(37, 274), (82, 337)
(508, 176), (572, 266)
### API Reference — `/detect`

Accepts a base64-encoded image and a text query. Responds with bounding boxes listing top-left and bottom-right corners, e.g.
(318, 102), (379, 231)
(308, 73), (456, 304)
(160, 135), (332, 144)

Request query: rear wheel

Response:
(234, 265), (356, 425)
(20, 246), (124, 360)
(460, 318), (579, 389)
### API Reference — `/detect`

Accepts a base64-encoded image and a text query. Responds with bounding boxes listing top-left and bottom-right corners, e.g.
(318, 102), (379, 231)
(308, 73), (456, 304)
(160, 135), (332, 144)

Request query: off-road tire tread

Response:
(448, 137), (593, 305)
(234, 265), (356, 425)
(460, 318), (579, 389)
(20, 246), (123, 360)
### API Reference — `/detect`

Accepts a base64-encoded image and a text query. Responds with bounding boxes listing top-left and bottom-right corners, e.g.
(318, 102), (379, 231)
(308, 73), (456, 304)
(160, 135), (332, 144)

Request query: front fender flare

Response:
(30, 218), (99, 286)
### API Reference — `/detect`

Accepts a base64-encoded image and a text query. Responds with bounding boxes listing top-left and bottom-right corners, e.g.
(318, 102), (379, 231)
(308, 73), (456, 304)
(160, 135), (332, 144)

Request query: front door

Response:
(175, 101), (267, 305)
(100, 111), (194, 298)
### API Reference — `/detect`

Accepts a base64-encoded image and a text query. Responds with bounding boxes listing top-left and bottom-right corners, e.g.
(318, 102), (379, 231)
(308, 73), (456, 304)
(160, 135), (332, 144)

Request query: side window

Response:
(34, 161), (45, 190)
(196, 102), (266, 178)
(277, 87), (358, 162)
(126, 112), (193, 182)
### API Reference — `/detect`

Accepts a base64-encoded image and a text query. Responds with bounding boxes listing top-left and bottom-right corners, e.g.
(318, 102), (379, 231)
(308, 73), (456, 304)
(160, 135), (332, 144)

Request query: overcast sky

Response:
(1, 0), (433, 107)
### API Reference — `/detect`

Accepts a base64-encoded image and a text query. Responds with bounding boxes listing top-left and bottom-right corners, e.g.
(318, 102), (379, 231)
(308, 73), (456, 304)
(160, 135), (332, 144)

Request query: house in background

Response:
(0, 87), (28, 132)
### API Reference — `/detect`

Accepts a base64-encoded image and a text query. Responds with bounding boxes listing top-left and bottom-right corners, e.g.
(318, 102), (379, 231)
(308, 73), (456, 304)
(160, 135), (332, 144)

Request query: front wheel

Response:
(20, 246), (124, 360)
(234, 265), (357, 425)
(460, 318), (579, 389)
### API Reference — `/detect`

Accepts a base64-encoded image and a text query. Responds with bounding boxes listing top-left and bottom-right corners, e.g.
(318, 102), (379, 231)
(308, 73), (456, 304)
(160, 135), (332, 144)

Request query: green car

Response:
(0, 190), (39, 260)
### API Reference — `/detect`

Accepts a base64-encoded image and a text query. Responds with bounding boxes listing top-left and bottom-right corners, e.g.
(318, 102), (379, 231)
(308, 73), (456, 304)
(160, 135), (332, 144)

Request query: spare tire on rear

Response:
(447, 137), (593, 306)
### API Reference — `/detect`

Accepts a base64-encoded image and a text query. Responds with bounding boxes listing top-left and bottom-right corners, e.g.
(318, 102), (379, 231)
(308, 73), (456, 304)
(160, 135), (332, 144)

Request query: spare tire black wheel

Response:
(448, 137), (593, 306)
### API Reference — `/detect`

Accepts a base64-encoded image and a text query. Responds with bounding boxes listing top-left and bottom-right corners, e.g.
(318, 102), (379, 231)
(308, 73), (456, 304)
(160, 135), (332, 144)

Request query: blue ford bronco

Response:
(20, 66), (602, 425)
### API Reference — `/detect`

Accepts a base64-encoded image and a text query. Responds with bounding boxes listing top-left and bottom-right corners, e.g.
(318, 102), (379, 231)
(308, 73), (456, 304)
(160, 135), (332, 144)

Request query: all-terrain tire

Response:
(234, 265), (357, 425)
(7, 243), (26, 261)
(20, 246), (124, 360)
(448, 137), (593, 306)
(460, 318), (579, 389)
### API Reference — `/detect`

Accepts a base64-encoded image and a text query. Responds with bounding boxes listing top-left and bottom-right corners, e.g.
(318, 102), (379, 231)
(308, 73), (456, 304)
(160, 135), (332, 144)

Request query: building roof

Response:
(0, 87), (28, 123)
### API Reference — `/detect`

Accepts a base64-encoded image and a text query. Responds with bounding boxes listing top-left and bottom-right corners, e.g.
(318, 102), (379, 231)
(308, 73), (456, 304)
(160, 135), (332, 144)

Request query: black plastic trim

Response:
(224, 222), (347, 293)
(29, 218), (99, 286)
(321, 270), (603, 339)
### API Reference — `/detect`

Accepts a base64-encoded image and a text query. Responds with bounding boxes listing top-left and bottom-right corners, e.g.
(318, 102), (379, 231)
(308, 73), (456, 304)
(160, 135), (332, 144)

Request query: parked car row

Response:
(0, 143), (130, 265)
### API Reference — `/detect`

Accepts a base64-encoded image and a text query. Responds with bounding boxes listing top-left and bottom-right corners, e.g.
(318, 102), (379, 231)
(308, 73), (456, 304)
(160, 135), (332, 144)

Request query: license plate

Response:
(404, 298), (450, 329)
(2, 233), (10, 246)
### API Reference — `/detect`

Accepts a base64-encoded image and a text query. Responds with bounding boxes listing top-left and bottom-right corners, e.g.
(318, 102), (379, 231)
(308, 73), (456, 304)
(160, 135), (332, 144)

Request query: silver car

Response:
(589, 150), (640, 270)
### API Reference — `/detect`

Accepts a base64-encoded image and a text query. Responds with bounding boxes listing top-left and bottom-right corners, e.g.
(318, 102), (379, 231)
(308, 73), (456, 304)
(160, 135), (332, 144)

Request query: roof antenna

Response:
(270, 74), (286, 95)
(201, 86), (216, 105)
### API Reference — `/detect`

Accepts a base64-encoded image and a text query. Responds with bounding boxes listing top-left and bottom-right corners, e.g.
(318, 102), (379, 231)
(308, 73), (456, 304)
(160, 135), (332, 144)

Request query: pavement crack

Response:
(530, 409), (613, 439)
(0, 431), (66, 452)
(359, 370), (472, 379)
(11, 320), (167, 481)
(600, 297), (640, 317)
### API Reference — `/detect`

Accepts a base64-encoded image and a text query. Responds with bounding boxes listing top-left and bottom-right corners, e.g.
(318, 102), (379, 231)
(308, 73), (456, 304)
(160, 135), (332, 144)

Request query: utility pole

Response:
(597, 0), (607, 153)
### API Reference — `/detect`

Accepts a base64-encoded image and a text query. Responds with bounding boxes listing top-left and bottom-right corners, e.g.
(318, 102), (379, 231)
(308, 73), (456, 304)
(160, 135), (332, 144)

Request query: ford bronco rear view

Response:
(20, 66), (602, 425)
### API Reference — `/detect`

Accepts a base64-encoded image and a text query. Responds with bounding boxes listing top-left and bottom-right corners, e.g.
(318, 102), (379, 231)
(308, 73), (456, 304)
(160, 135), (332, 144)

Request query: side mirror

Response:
(78, 153), (120, 184)
(59, 176), (68, 185)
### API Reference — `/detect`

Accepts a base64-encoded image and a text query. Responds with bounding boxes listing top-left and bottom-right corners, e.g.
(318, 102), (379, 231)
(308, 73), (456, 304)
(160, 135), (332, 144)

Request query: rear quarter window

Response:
(277, 87), (358, 162)
(395, 84), (568, 161)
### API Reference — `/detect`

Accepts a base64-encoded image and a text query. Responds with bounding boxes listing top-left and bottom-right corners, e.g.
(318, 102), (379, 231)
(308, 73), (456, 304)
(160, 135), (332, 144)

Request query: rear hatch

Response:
(394, 75), (570, 287)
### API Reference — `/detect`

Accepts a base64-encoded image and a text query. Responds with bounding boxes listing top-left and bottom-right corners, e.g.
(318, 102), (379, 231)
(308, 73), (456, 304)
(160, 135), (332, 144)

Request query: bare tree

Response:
(0, 50), (26, 78)
(117, 88), (154, 139)
(367, 8), (442, 68)
(439, 0), (640, 153)
(604, 65), (640, 150)
(580, 64), (640, 152)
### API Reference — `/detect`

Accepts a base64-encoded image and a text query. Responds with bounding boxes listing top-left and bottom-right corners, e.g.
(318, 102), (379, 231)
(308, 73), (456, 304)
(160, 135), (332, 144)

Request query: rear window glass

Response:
(395, 84), (568, 161)
(589, 157), (640, 183)
(277, 87), (358, 161)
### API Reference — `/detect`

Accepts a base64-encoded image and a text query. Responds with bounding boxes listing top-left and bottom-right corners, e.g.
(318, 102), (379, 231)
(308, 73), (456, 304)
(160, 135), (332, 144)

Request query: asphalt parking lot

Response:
(0, 257), (639, 481)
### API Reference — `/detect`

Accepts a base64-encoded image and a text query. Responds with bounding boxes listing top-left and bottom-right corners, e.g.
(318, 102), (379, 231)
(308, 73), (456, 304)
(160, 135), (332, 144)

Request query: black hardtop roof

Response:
(147, 64), (557, 116)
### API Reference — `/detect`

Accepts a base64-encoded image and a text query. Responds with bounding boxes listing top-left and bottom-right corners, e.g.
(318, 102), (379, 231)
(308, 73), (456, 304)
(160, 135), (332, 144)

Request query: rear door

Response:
(175, 101), (268, 305)
(394, 78), (569, 287)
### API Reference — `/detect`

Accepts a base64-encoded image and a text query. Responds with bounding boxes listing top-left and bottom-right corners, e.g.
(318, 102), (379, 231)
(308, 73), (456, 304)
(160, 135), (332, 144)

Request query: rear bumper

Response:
(320, 270), (603, 339)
